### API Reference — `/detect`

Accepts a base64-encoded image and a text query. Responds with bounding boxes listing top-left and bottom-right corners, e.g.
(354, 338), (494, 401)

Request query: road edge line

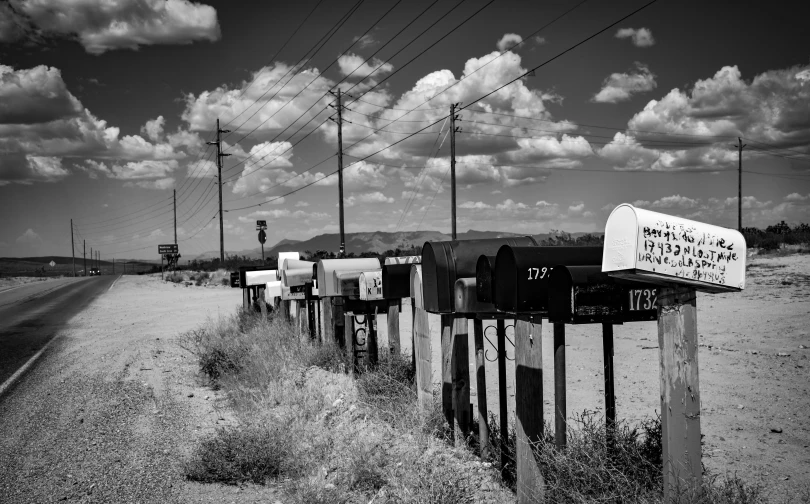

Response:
(108, 275), (122, 291)
(0, 334), (60, 398)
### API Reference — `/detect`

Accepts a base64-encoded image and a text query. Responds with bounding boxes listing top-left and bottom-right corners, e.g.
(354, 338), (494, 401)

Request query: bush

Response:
(185, 424), (298, 484)
(165, 271), (184, 283)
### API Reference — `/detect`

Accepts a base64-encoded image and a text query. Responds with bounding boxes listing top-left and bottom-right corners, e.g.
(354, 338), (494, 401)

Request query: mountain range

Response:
(190, 229), (602, 260)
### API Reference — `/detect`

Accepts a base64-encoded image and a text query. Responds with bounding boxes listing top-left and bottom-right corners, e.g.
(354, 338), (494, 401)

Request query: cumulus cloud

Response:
(785, 193), (809, 202)
(615, 27), (655, 47)
(650, 194), (700, 209)
(337, 53), (393, 80)
(345, 191), (394, 207)
(496, 33), (523, 52)
(1, 0), (220, 54)
(0, 65), (82, 124)
(592, 62), (657, 103)
(353, 33), (377, 49)
(15, 228), (41, 244)
(124, 177), (175, 190)
(85, 159), (178, 180)
(0, 154), (70, 184)
(141, 116), (165, 142)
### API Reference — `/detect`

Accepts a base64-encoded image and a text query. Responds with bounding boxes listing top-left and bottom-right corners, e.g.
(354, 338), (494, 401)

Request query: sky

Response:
(1, 0), (809, 260)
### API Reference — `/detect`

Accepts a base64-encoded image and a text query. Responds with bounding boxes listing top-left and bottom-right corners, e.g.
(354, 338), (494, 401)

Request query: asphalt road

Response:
(0, 275), (118, 388)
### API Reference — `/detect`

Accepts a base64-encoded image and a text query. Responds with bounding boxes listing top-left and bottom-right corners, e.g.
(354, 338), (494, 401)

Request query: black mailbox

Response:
(493, 246), (603, 313)
(304, 281), (319, 301)
(548, 266), (624, 324)
(548, 266), (659, 323)
(382, 264), (411, 300)
(475, 255), (496, 303)
(422, 237), (538, 314)
(230, 271), (240, 288)
(238, 265), (265, 287)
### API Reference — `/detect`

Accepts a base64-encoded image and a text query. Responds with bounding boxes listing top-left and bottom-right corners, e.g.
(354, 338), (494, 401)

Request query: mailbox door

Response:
(230, 272), (240, 288)
(282, 267), (313, 287)
(410, 264), (424, 309)
(282, 259), (315, 271)
(316, 258), (381, 297)
(335, 270), (364, 298)
(454, 278), (497, 315)
(382, 264), (412, 299)
(384, 256), (421, 265)
(359, 271), (384, 300)
(422, 236), (537, 314)
(622, 286), (658, 322)
(494, 246), (603, 313)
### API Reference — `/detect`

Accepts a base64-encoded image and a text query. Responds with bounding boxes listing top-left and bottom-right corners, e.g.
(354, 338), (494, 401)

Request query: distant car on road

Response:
(89, 268), (100, 276)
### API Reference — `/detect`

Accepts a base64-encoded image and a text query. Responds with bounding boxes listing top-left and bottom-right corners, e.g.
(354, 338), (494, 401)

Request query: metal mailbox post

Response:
(422, 237), (537, 450)
(602, 204), (746, 502)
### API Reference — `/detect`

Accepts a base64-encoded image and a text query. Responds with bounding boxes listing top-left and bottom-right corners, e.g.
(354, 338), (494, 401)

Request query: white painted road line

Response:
(0, 334), (60, 398)
(108, 275), (122, 291)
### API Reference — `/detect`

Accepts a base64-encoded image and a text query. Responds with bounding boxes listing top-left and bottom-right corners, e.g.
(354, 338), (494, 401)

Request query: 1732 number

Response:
(628, 289), (657, 311)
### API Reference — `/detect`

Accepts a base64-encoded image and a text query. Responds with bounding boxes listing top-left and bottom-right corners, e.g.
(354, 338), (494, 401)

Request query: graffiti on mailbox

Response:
(639, 219), (740, 286)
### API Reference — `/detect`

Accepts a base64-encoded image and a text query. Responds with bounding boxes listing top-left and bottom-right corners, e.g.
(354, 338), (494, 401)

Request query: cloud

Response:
(237, 208), (329, 223)
(182, 62), (334, 135)
(86, 159), (178, 180)
(141, 116), (165, 142)
(0, 65), (82, 124)
(0, 154), (70, 184)
(615, 27), (655, 47)
(345, 191), (394, 207)
(124, 177), (175, 190)
(496, 33), (523, 52)
(2, 0), (220, 54)
(593, 62), (657, 103)
(15, 228), (41, 244)
(650, 194), (700, 209)
(337, 53), (393, 80)
(785, 193), (809, 202)
(295, 201), (310, 207)
(353, 33), (377, 49)
(459, 201), (492, 209)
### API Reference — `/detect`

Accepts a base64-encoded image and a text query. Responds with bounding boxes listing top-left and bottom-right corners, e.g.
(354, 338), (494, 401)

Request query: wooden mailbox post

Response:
(410, 264), (433, 414)
(603, 204), (746, 502)
(492, 244), (602, 502)
(422, 237), (537, 448)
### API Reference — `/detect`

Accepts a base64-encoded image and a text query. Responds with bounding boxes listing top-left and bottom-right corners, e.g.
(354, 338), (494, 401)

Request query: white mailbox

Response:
(410, 264), (424, 310)
(316, 258), (381, 297)
(245, 270), (277, 287)
(334, 270), (364, 298)
(454, 277), (496, 314)
(384, 256), (421, 265)
(359, 270), (384, 300)
(602, 204), (746, 293)
(282, 267), (313, 287)
(282, 258), (314, 271)
(265, 280), (282, 303)
(278, 251), (300, 264)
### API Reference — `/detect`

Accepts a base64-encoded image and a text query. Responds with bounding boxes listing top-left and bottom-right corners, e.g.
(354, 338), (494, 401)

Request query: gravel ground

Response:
(0, 275), (282, 503)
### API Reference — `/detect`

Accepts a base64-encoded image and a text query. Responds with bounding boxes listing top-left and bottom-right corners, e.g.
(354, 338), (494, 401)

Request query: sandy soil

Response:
(370, 252), (810, 500)
(0, 275), (63, 291)
(0, 274), (284, 503)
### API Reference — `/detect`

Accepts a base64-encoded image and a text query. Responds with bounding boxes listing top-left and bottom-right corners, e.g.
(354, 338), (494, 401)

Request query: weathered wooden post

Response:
(450, 315), (470, 446)
(602, 323), (616, 441)
(473, 318), (490, 459)
(411, 265), (433, 414)
(387, 302), (400, 355)
(553, 322), (566, 449)
(381, 257), (420, 358)
(515, 316), (545, 503)
(440, 314), (455, 434)
(602, 203), (747, 502)
(496, 319), (509, 479)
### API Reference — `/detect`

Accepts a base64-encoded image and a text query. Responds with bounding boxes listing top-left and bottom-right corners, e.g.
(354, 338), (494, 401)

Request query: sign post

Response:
(256, 220), (267, 262)
(158, 244), (179, 280)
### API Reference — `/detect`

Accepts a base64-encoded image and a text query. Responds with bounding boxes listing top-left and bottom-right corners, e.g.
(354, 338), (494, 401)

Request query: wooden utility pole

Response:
(83, 240), (86, 276)
(90, 246), (93, 271)
(734, 138), (746, 232)
(207, 119), (231, 264)
(70, 219), (75, 277)
(173, 189), (177, 245)
(329, 89), (346, 256)
(449, 103), (460, 240)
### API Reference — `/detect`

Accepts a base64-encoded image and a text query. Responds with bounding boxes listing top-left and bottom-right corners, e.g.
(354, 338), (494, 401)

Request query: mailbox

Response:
(359, 270), (384, 301)
(454, 278), (497, 315)
(265, 281), (282, 303)
(622, 285), (658, 322)
(282, 259), (314, 271)
(281, 284), (306, 300)
(475, 255), (496, 303)
(548, 266), (623, 324)
(230, 271), (240, 288)
(239, 266), (276, 287)
(315, 258), (382, 297)
(602, 204), (746, 293)
(493, 246), (603, 313)
(305, 281), (320, 301)
(422, 237), (538, 314)
(382, 264), (412, 300)
(410, 264), (424, 310)
(384, 256), (421, 265)
(278, 251), (300, 265)
(282, 267), (313, 287)
(335, 270), (363, 298)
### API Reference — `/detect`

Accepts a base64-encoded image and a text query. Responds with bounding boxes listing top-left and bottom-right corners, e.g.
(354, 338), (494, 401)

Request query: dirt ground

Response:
(0, 275), (62, 291)
(371, 252), (810, 500)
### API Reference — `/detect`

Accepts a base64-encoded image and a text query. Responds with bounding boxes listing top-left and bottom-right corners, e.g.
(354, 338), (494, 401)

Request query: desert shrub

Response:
(303, 341), (349, 373)
(165, 271), (184, 283)
(759, 236), (782, 251)
(185, 424), (298, 484)
(355, 353), (418, 428)
(221, 277), (229, 286)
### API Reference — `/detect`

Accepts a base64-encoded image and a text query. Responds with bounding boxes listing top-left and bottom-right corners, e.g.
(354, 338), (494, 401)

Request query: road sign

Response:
(49, 260), (56, 267)
(256, 219), (267, 228)
(158, 244), (178, 254)
(258, 229), (267, 244)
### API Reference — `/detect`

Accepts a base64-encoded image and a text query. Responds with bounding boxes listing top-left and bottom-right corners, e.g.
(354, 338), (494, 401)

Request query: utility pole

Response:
(450, 103), (461, 240)
(173, 188), (177, 245)
(70, 219), (75, 277)
(207, 119), (231, 264)
(734, 137), (746, 232)
(83, 240), (86, 276)
(329, 89), (346, 256)
(90, 246), (93, 272)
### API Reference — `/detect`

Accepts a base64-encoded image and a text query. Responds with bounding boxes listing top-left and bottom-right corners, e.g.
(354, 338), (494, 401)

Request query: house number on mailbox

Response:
(628, 288), (657, 311)
(527, 267), (549, 280)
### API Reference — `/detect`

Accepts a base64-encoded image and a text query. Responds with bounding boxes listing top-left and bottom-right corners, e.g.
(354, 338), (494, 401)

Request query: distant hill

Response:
(190, 229), (601, 260)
